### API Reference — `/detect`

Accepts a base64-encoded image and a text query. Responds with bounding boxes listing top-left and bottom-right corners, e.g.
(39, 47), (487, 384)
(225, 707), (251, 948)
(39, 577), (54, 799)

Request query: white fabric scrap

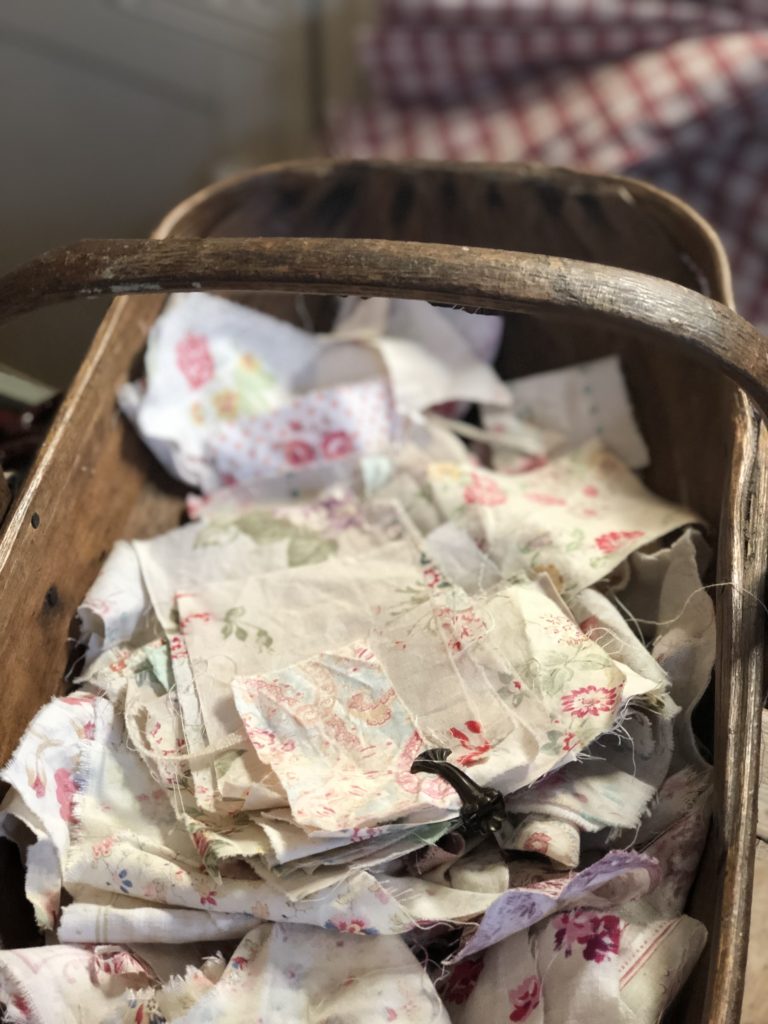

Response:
(482, 356), (650, 470)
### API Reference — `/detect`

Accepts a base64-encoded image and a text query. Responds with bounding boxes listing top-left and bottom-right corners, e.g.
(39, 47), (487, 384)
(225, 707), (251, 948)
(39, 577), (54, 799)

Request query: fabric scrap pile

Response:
(0, 295), (716, 1024)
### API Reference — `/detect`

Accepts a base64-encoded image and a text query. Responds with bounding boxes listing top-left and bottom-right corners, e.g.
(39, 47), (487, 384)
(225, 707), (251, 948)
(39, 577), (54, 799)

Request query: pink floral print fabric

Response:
(0, 297), (715, 1024)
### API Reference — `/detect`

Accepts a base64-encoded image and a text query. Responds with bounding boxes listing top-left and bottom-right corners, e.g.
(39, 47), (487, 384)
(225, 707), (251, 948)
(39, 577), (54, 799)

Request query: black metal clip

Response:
(410, 747), (508, 841)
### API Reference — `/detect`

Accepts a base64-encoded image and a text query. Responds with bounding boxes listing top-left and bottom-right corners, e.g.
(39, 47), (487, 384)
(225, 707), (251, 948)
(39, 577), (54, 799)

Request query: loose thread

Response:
(613, 580), (768, 631)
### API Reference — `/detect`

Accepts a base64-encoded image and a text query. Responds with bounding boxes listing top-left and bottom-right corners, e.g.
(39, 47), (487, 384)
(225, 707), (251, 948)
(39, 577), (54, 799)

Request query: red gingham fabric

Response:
(331, 1), (768, 326)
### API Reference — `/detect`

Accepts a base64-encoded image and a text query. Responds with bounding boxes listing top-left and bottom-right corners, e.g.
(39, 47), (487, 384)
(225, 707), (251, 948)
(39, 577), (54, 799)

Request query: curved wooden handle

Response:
(1, 235), (767, 417)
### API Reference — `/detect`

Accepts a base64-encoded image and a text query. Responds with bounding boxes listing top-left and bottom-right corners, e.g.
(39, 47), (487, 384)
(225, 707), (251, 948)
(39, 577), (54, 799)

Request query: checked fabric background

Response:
(331, 0), (768, 326)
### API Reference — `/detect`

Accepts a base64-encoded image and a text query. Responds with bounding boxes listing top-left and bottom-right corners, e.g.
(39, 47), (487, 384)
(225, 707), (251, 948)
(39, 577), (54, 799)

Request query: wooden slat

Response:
(743, 841), (768, 1024)
(757, 709), (768, 843)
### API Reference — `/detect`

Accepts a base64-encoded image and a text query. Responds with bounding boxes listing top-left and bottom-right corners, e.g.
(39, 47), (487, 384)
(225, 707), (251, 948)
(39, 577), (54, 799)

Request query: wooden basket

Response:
(0, 159), (766, 1023)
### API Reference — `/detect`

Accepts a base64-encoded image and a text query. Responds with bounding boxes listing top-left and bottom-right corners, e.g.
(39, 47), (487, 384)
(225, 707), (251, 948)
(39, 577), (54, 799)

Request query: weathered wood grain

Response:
(756, 710), (768, 844)
(742, 840), (768, 1024)
(1, 237), (768, 421)
(0, 473), (10, 524)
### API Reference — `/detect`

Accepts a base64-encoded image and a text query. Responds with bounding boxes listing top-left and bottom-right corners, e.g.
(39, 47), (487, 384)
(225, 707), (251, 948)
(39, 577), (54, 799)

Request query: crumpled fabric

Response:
(119, 293), (508, 493)
(123, 925), (450, 1024)
(0, 298), (717, 1023)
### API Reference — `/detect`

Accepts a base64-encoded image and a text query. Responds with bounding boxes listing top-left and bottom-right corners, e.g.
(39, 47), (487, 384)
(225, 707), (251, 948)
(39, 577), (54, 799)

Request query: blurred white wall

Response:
(0, 0), (326, 387)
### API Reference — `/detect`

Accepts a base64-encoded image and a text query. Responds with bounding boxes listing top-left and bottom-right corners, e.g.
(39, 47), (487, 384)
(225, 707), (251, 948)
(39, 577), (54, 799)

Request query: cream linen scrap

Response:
(66, 694), (200, 866)
(66, 846), (419, 936)
(443, 928), (543, 1024)
(158, 630), (219, 813)
(422, 520), (503, 594)
(273, 820), (456, 880)
(78, 540), (153, 666)
(369, 574), (633, 796)
(132, 519), (296, 634)
(177, 540), (426, 747)
(618, 913), (707, 1024)
(121, 669), (188, 789)
(58, 892), (255, 945)
(0, 944), (157, 1024)
(135, 487), (409, 632)
(167, 535), (428, 811)
(507, 700), (675, 853)
(567, 587), (670, 695)
(248, 823), (456, 903)
(508, 815), (582, 869)
(316, 295), (509, 413)
(0, 692), (99, 930)
(232, 641), (460, 833)
(231, 574), (639, 834)
(116, 640), (238, 822)
(83, 639), (176, 728)
(63, 697), (420, 934)
(481, 355), (650, 472)
(128, 499), (415, 808)
(636, 769), (712, 916)
(427, 441), (697, 596)
(215, 747), (286, 810)
(111, 958), (226, 1023)
(118, 293), (318, 492)
(256, 814), (456, 871)
(507, 759), (657, 834)
(126, 924), (450, 1024)
(623, 529), (715, 772)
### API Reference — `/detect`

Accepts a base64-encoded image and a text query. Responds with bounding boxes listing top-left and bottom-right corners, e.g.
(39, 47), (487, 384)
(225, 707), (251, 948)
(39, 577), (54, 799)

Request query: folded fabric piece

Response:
(57, 700), (423, 936)
(319, 296), (509, 414)
(176, 541), (425, 749)
(482, 356), (650, 472)
(0, 942), (228, 1024)
(507, 759), (657, 835)
(446, 848), (661, 962)
(428, 440), (697, 596)
(371, 571), (663, 791)
(0, 944), (156, 1024)
(509, 815), (582, 869)
(58, 897), (255, 945)
(622, 529), (716, 772)
(124, 924), (450, 1024)
(444, 903), (706, 1024)
(233, 642), (459, 833)
(135, 488), (410, 633)
(78, 541), (152, 664)
(119, 293), (318, 491)
(0, 693), (99, 930)
(231, 566), (652, 834)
